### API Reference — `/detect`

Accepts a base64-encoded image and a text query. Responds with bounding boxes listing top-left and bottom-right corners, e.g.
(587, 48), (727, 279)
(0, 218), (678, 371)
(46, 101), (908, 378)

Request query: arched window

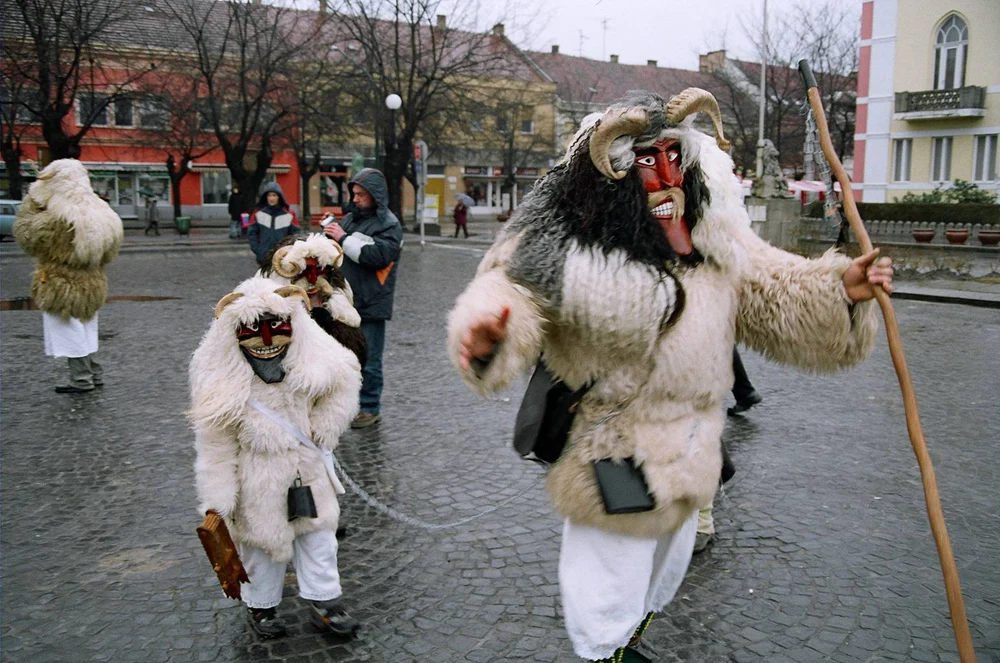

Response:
(934, 15), (968, 90)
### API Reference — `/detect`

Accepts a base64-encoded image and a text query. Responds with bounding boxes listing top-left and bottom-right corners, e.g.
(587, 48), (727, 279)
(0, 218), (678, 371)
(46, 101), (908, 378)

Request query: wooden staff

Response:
(797, 59), (976, 662)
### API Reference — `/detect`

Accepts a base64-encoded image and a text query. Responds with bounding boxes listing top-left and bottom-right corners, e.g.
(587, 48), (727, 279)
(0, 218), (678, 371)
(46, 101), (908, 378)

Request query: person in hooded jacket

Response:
(323, 168), (402, 429)
(249, 182), (300, 264)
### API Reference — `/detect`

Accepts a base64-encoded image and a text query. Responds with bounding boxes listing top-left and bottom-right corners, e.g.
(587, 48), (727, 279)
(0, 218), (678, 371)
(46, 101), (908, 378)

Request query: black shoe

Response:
(335, 525), (348, 539)
(310, 599), (359, 636)
(593, 645), (653, 663)
(247, 607), (288, 639)
(55, 385), (95, 394)
(727, 390), (762, 416)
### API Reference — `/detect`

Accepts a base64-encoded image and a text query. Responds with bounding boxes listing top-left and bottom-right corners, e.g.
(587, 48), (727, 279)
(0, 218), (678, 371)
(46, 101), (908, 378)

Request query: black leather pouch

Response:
(593, 458), (655, 514)
(512, 361), (591, 464)
(287, 476), (318, 522)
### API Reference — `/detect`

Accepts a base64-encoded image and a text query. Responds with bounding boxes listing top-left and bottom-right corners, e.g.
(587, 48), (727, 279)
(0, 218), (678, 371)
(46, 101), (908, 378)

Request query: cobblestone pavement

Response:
(1, 245), (998, 663)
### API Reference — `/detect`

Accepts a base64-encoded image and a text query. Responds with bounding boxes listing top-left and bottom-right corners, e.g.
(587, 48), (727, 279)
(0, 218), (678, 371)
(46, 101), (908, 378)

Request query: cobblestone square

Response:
(2, 244), (998, 662)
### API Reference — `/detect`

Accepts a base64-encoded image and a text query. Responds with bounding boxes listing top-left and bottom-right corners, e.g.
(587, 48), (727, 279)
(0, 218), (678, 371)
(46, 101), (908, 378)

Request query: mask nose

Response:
(261, 323), (272, 346)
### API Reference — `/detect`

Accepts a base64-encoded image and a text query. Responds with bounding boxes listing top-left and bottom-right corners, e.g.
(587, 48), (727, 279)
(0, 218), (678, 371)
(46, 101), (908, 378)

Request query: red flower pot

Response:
(945, 229), (969, 245)
(978, 230), (1000, 247)
(911, 229), (935, 243)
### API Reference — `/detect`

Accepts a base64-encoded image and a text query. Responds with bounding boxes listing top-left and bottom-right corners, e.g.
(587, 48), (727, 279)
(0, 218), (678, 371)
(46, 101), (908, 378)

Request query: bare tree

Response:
(0, 72), (35, 198)
(332, 0), (520, 220)
(3, 0), (154, 161)
(134, 74), (217, 220)
(162, 0), (334, 204)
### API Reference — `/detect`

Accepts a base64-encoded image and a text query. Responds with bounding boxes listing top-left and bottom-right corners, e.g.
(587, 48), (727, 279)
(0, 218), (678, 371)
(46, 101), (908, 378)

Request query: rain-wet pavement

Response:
(1, 244), (998, 662)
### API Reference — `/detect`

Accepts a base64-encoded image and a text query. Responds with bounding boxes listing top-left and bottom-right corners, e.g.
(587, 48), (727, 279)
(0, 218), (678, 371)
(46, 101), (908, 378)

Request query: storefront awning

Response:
(81, 162), (169, 173)
(189, 162), (292, 174)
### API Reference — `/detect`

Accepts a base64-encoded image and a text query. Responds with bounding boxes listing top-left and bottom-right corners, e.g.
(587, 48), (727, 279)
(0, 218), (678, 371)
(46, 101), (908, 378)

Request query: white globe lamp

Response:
(385, 93), (402, 110)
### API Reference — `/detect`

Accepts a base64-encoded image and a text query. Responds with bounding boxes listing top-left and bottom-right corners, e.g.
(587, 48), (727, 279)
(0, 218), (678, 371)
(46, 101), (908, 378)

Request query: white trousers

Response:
(559, 513), (697, 660)
(43, 312), (98, 358)
(240, 529), (342, 609)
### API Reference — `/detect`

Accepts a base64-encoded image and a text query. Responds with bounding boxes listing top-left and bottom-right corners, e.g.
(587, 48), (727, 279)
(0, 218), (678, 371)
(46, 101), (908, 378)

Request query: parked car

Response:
(0, 199), (22, 240)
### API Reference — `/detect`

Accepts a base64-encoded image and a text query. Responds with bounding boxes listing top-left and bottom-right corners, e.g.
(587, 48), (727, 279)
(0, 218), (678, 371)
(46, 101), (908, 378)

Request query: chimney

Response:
(436, 14), (446, 29)
(699, 49), (726, 74)
(647, 59), (657, 67)
(551, 44), (559, 54)
(492, 23), (505, 37)
(610, 54), (619, 63)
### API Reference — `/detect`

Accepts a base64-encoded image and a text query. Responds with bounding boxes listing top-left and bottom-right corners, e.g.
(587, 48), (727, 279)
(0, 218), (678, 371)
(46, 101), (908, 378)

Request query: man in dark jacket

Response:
(323, 168), (402, 428)
(248, 182), (300, 264)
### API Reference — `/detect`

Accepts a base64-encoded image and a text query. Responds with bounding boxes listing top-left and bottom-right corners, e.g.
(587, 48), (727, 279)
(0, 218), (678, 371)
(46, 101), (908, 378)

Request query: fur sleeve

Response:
(448, 246), (545, 396)
(193, 421), (240, 517)
(737, 237), (878, 372)
(310, 365), (363, 450)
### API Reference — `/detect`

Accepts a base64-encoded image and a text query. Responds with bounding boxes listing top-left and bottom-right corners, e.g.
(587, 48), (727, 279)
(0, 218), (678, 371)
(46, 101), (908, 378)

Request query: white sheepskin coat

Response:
(189, 277), (362, 561)
(258, 232), (361, 327)
(13, 159), (123, 320)
(448, 125), (878, 539)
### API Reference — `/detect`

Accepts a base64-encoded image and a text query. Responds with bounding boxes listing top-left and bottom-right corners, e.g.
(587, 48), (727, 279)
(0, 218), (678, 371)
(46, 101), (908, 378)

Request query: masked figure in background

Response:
(190, 277), (363, 639)
(14, 159), (123, 394)
(260, 233), (368, 367)
(448, 89), (892, 662)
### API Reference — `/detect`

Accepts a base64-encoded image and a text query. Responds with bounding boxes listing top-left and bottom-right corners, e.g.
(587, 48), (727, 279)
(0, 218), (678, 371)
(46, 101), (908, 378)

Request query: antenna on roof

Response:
(600, 18), (610, 61)
(578, 30), (588, 57)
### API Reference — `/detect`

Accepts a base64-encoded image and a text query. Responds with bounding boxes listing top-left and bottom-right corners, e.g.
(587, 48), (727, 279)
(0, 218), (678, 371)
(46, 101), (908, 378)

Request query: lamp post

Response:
(383, 93), (402, 219)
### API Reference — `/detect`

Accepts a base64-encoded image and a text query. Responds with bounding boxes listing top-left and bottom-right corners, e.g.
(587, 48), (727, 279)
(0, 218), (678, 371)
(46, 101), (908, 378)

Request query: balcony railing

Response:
(894, 86), (986, 120)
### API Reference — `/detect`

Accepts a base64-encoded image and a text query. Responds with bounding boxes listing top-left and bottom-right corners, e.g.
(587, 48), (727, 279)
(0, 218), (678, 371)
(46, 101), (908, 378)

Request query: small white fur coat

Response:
(189, 277), (362, 561)
(448, 124), (878, 539)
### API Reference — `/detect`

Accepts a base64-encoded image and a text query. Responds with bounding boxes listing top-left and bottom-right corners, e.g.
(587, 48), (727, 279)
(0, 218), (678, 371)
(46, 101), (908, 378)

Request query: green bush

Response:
(894, 179), (998, 205)
(854, 202), (1000, 225)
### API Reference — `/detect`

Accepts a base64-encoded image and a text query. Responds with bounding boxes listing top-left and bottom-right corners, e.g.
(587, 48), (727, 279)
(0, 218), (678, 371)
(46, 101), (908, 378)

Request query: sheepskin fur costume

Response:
(14, 159), (123, 320)
(448, 90), (878, 539)
(190, 276), (362, 562)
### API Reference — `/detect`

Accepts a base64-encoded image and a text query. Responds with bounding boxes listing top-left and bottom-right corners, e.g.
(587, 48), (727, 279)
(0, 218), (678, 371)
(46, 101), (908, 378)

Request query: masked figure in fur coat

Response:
(448, 89), (893, 662)
(259, 233), (368, 367)
(14, 159), (123, 394)
(190, 276), (363, 639)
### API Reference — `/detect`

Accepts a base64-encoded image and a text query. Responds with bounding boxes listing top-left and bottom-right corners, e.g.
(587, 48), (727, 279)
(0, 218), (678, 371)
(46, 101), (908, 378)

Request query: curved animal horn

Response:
(271, 245), (299, 278)
(328, 240), (345, 268)
(274, 285), (312, 312)
(665, 88), (731, 151)
(588, 107), (649, 180)
(214, 292), (244, 318)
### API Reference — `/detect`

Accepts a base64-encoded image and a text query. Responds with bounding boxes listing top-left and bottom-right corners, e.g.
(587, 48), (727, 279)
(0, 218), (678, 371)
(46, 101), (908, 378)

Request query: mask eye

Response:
(270, 320), (282, 329)
(636, 156), (656, 166)
(668, 152), (679, 162)
(247, 321), (259, 332)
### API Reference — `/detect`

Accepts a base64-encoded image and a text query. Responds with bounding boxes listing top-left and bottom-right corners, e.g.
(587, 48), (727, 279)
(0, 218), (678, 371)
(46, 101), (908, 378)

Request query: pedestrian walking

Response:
(453, 199), (469, 238)
(191, 277), (362, 640)
(248, 182), (300, 265)
(322, 168), (402, 429)
(228, 186), (243, 240)
(449, 89), (892, 661)
(728, 347), (763, 415)
(13, 159), (123, 394)
(144, 193), (160, 236)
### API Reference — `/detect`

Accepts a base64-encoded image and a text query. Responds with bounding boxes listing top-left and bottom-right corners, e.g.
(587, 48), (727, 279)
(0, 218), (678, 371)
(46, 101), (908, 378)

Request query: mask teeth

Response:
(651, 200), (675, 216)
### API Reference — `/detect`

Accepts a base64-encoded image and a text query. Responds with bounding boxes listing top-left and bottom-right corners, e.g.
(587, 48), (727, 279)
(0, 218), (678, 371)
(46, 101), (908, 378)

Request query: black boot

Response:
(593, 645), (653, 663)
(628, 612), (655, 647)
(247, 607), (288, 639)
(310, 598), (359, 636)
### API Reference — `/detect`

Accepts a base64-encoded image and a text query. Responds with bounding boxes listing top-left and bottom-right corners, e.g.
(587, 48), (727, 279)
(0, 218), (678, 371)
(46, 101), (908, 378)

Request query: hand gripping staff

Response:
(798, 59), (976, 662)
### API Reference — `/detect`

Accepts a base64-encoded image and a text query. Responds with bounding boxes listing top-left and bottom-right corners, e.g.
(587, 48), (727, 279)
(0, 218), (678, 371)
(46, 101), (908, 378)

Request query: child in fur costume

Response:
(258, 233), (368, 367)
(448, 89), (892, 662)
(190, 276), (363, 639)
(14, 159), (123, 394)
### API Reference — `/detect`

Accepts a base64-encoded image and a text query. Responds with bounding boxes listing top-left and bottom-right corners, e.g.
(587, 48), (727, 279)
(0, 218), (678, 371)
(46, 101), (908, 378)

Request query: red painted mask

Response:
(236, 314), (293, 383)
(634, 138), (692, 256)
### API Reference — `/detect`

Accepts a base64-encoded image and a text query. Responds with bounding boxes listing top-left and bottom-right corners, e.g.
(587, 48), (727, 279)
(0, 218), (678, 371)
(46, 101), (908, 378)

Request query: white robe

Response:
(42, 312), (98, 358)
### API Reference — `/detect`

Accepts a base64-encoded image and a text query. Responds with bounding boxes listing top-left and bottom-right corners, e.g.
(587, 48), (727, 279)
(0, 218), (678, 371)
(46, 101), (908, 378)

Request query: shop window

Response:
(117, 174), (135, 206)
(202, 171), (232, 205)
(90, 173), (117, 203)
(973, 135), (997, 182)
(931, 137), (952, 182)
(138, 174), (171, 202)
(933, 15), (968, 91)
(892, 139), (911, 182)
(427, 164), (445, 175)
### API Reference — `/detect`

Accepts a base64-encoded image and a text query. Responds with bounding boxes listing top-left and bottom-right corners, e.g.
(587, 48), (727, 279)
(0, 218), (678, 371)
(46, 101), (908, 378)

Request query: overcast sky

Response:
(514, 0), (865, 70)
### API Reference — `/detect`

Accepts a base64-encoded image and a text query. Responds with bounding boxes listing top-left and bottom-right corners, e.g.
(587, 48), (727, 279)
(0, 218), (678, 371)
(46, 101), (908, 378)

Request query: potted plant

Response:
(944, 228), (969, 245)
(911, 228), (935, 243)
(977, 229), (1000, 246)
